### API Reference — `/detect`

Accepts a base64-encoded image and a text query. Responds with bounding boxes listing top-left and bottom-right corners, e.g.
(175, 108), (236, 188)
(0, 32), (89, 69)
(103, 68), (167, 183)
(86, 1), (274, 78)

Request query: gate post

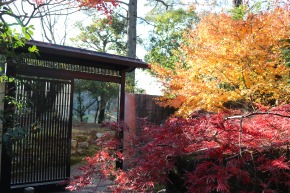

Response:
(0, 64), (16, 193)
(66, 79), (74, 179)
(117, 69), (126, 169)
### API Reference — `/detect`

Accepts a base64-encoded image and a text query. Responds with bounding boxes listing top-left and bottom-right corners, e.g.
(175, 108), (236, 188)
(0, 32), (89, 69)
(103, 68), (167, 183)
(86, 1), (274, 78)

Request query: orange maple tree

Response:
(152, 2), (290, 116)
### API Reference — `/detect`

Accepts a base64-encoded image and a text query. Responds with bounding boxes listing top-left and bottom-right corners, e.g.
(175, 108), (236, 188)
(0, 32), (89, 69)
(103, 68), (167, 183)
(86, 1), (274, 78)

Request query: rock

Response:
(108, 131), (114, 135)
(24, 187), (34, 193)
(75, 135), (88, 142)
(71, 140), (78, 149)
(96, 133), (104, 138)
(71, 150), (76, 154)
(76, 148), (83, 154)
(103, 131), (113, 135)
(78, 142), (89, 149)
(157, 189), (166, 193)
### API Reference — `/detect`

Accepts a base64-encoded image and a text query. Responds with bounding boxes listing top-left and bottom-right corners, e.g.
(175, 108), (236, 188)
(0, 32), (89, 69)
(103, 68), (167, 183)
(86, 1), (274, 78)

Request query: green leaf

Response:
(22, 27), (25, 34)
(28, 30), (33, 36)
(29, 25), (34, 30)
(24, 33), (30, 41)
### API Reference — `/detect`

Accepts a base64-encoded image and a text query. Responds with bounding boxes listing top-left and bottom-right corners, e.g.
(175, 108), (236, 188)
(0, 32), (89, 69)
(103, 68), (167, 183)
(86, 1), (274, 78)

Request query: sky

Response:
(134, 2), (163, 95)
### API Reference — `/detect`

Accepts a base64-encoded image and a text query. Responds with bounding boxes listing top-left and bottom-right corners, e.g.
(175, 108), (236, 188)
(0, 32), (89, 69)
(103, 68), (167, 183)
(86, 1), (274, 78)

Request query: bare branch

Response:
(154, 0), (170, 10)
(0, 0), (16, 6)
(118, 1), (129, 6)
(138, 16), (153, 26)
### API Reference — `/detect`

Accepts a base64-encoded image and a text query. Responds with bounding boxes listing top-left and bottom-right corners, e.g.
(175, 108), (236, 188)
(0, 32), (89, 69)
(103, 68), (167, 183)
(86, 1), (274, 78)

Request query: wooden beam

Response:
(16, 66), (121, 83)
(116, 69), (126, 170)
(119, 69), (126, 121)
(66, 79), (74, 179)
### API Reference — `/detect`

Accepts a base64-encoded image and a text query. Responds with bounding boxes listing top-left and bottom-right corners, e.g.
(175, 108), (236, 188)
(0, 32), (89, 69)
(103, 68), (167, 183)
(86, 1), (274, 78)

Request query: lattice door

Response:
(10, 78), (73, 185)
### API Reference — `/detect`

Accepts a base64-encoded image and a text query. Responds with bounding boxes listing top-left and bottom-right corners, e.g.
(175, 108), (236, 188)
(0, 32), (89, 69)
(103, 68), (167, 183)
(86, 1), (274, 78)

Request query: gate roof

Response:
(18, 40), (149, 72)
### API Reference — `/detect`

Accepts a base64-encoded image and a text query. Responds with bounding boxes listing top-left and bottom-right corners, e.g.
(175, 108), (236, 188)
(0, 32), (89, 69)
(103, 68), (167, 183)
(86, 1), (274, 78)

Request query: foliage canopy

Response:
(152, 3), (290, 116)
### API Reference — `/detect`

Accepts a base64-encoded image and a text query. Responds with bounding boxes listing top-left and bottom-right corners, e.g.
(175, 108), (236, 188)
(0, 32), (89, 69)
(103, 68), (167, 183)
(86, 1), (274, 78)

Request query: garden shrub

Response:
(67, 104), (290, 193)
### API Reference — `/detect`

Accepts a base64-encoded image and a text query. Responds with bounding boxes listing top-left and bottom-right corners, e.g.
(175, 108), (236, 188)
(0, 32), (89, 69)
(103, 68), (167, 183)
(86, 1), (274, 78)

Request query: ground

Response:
(71, 121), (110, 166)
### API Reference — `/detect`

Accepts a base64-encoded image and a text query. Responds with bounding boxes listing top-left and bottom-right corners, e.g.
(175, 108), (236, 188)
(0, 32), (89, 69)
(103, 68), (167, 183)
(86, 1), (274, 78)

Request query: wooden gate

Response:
(10, 77), (73, 187)
(0, 40), (148, 192)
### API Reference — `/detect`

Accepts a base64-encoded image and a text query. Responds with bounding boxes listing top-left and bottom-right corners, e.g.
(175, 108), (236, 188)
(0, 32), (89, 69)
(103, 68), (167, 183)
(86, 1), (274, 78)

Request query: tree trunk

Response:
(127, 0), (137, 85)
(77, 91), (84, 122)
(233, 0), (242, 7)
(127, 0), (137, 58)
(94, 101), (100, 124)
(98, 97), (106, 124)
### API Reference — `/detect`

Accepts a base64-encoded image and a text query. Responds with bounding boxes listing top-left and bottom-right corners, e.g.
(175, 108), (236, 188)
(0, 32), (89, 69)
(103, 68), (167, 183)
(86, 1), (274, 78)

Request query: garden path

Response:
(29, 166), (114, 193)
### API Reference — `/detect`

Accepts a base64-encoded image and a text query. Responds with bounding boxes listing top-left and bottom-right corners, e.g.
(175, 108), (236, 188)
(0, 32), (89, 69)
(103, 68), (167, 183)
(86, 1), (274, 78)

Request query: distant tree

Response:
(73, 79), (98, 122)
(144, 4), (199, 73)
(71, 12), (145, 123)
(85, 80), (118, 123)
(71, 13), (127, 55)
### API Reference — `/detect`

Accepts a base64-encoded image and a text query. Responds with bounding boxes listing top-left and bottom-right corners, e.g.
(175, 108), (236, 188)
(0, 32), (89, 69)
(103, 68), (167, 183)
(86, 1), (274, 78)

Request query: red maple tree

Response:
(67, 104), (290, 193)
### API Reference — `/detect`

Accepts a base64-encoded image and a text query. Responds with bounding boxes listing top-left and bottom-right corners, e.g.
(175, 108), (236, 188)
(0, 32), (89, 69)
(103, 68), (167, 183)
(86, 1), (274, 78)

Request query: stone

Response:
(78, 142), (89, 149)
(24, 187), (34, 193)
(96, 133), (104, 138)
(86, 135), (91, 141)
(71, 140), (77, 149)
(77, 134), (91, 142)
(71, 150), (76, 154)
(106, 131), (113, 135)
(157, 189), (166, 193)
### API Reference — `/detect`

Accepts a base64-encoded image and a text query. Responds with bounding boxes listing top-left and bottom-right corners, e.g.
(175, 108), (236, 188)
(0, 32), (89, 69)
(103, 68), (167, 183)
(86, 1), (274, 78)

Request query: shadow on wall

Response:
(123, 93), (176, 170)
(127, 93), (176, 125)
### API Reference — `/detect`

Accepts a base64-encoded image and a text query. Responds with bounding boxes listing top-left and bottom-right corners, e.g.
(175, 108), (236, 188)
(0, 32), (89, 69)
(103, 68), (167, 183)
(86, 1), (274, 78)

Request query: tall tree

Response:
(152, 1), (290, 116)
(120, 0), (182, 84)
(233, 0), (243, 7)
(126, 0), (137, 58)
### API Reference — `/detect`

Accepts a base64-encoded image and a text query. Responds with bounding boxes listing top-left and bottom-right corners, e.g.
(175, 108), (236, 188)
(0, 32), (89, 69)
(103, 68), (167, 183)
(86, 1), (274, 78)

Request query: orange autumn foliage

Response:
(152, 4), (290, 117)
